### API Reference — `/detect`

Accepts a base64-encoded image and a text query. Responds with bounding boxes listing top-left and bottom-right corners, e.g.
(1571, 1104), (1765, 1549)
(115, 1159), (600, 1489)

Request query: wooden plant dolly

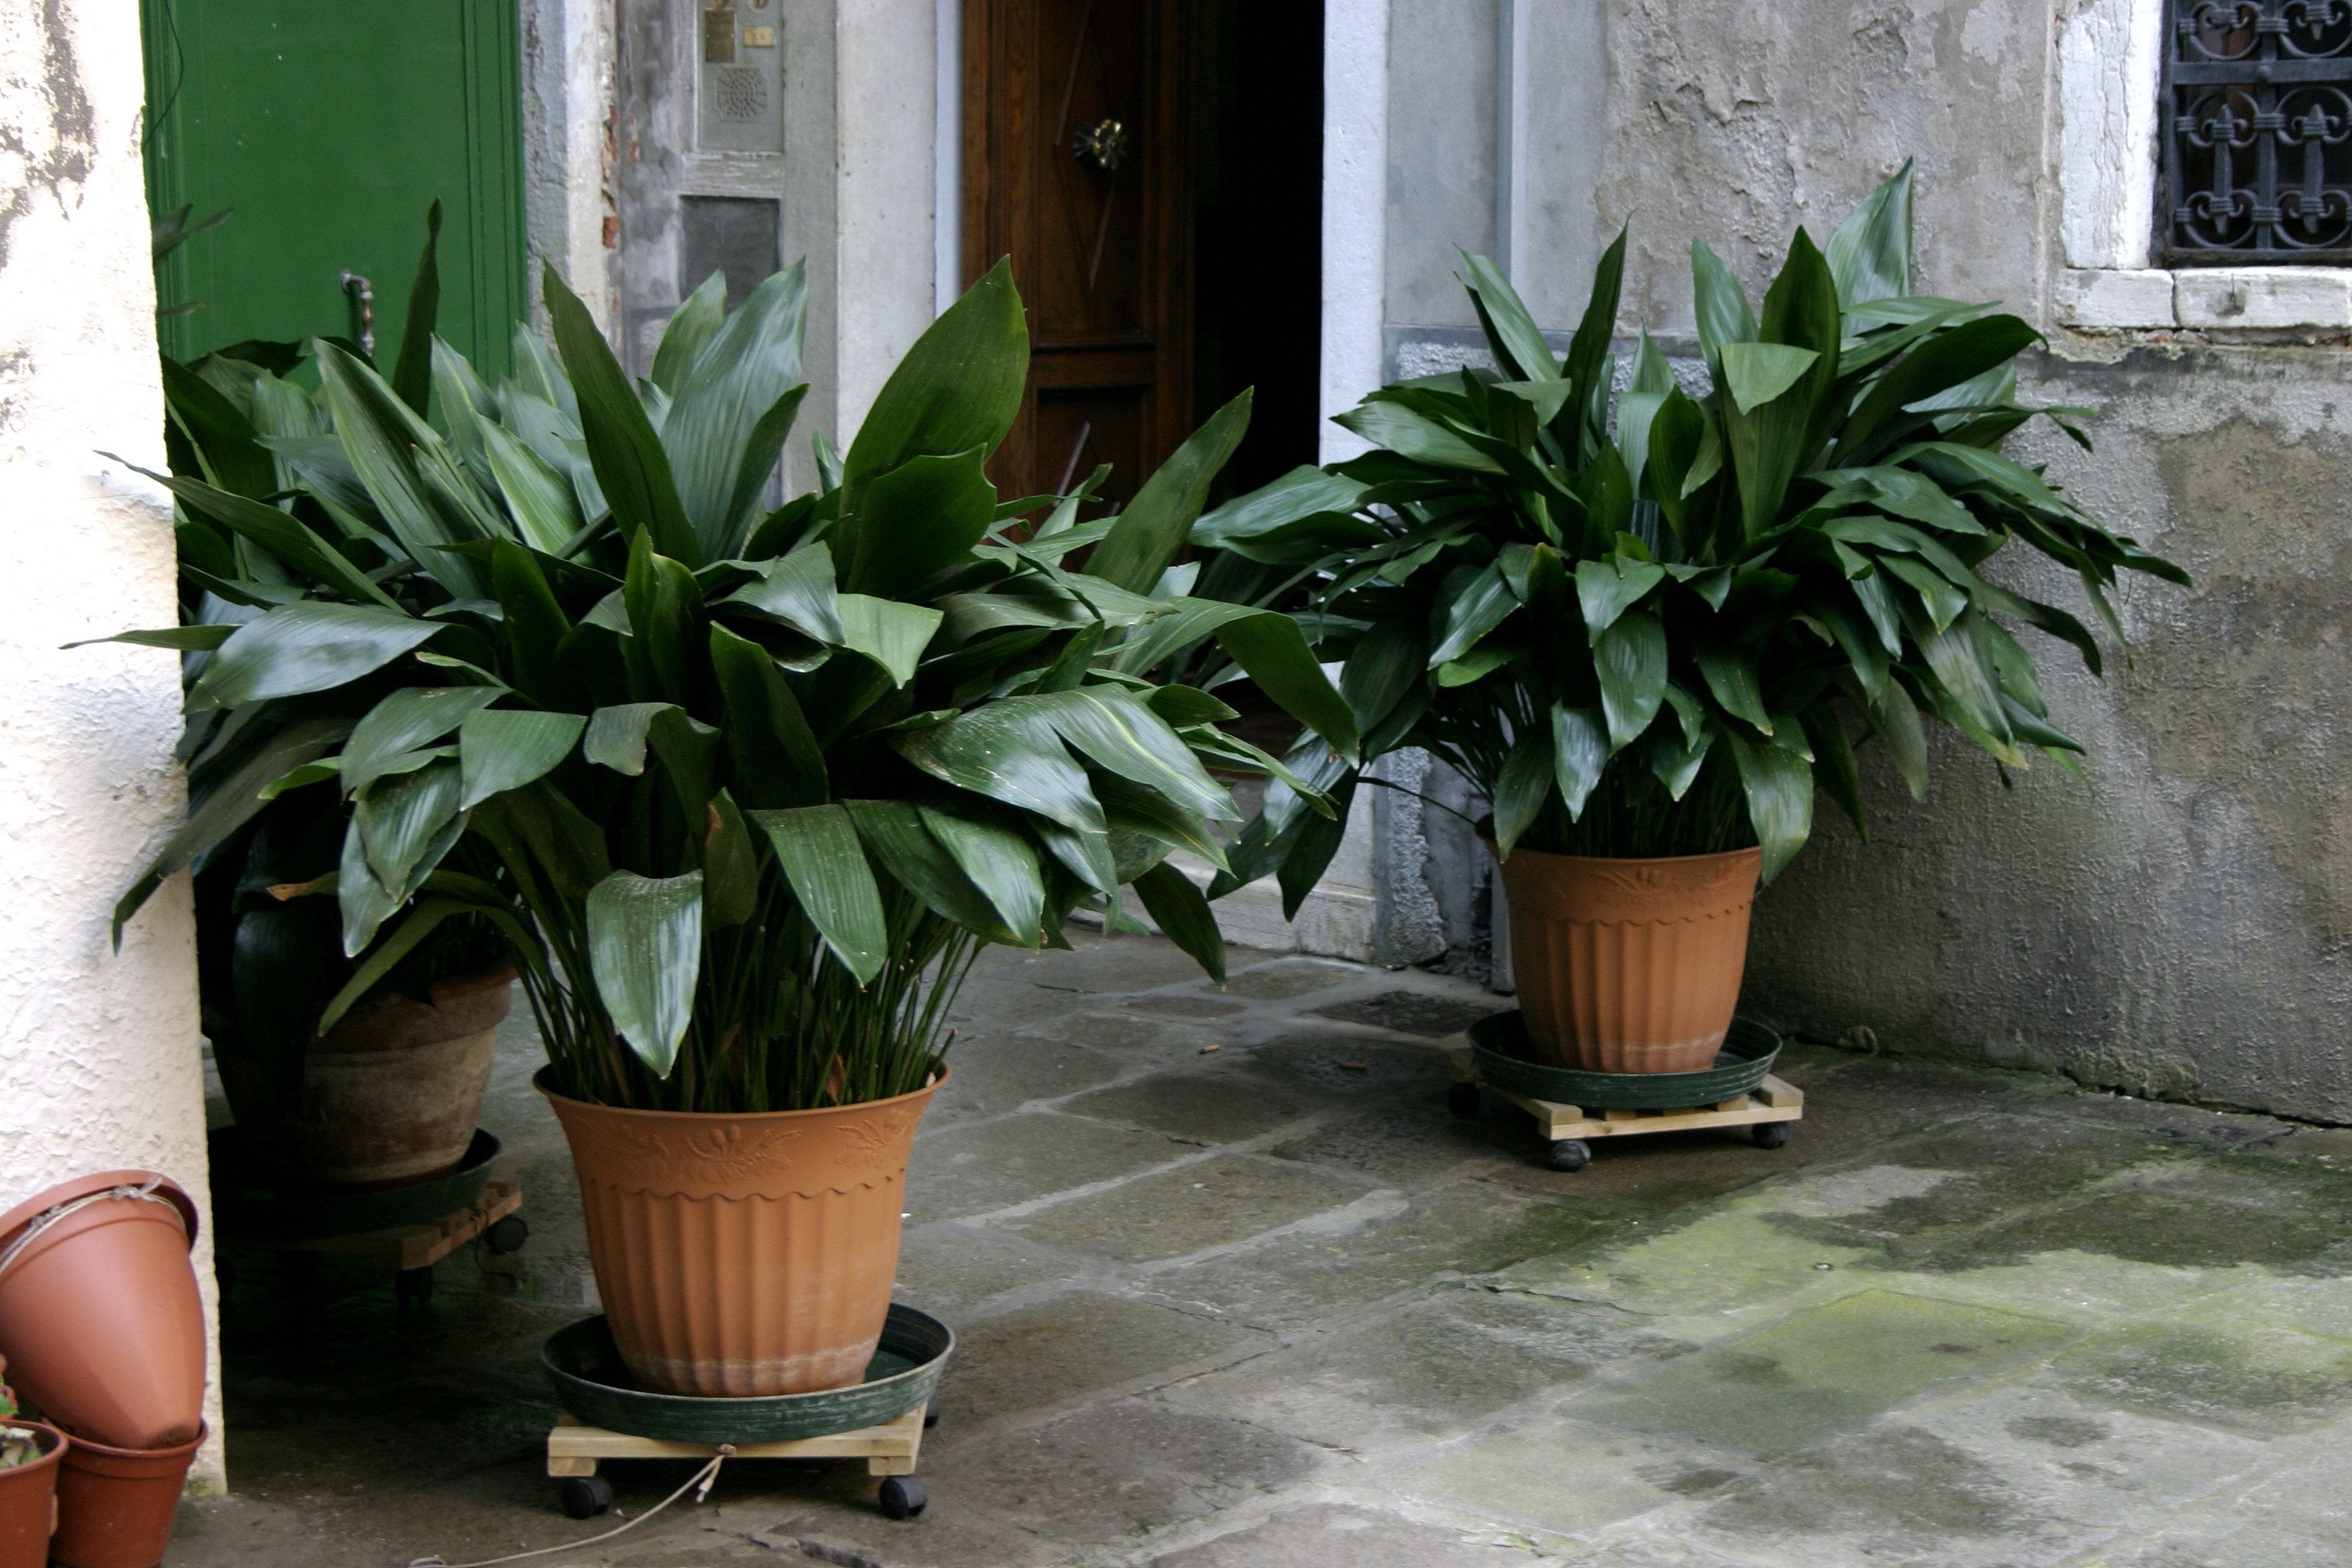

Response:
(537, 1302), (953, 1521)
(546, 1403), (934, 1520)
(227, 1177), (525, 1307)
(1445, 1031), (1803, 1172)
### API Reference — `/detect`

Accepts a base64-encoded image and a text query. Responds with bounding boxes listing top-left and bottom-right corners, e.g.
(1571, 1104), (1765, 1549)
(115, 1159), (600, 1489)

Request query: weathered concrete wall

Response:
(0, 0), (221, 1484)
(520, 0), (616, 330)
(1750, 348), (2352, 1123)
(1369, 0), (2352, 1119)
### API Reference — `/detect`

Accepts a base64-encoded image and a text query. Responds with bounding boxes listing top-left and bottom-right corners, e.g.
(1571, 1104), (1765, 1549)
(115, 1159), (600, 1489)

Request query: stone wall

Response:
(0, 0), (221, 1485)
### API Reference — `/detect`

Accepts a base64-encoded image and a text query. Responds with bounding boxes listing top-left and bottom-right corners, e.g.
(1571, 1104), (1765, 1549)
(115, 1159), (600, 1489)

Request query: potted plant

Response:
(0, 1359), (64, 1568)
(109, 204), (516, 1187)
(1193, 165), (2186, 1073)
(96, 253), (1354, 1395)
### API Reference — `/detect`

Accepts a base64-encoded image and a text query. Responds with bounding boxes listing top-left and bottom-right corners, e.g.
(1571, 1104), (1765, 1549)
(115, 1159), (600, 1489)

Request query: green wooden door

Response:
(142, 0), (526, 377)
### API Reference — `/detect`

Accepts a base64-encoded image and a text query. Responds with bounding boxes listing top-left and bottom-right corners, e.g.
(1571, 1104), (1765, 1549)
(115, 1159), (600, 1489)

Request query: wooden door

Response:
(142, 0), (528, 375)
(963, 0), (1192, 507)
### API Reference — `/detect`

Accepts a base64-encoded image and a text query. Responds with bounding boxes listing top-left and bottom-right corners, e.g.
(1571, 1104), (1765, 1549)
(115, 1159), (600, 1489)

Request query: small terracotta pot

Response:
(292, 965), (512, 1187)
(48, 1424), (204, 1568)
(0, 1421), (63, 1568)
(0, 1174), (204, 1452)
(1498, 844), (1762, 1073)
(540, 1067), (945, 1397)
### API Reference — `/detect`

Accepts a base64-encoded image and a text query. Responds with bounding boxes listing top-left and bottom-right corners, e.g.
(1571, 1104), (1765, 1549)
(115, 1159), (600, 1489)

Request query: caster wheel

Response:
(923, 1397), (940, 1429)
(483, 1215), (529, 1255)
(560, 1475), (614, 1520)
(878, 1475), (929, 1520)
(1544, 1138), (1591, 1173)
(1753, 1122), (1792, 1150)
(394, 1266), (434, 1308)
(1446, 1081), (1482, 1119)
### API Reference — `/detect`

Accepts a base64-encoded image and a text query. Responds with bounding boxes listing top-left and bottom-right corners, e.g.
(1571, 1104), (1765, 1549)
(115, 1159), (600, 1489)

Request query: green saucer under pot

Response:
(1468, 1012), (1782, 1110)
(542, 1304), (953, 1444)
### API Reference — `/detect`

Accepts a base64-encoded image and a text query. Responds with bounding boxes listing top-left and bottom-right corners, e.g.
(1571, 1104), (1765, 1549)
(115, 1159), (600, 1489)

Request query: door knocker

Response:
(1072, 118), (1129, 173)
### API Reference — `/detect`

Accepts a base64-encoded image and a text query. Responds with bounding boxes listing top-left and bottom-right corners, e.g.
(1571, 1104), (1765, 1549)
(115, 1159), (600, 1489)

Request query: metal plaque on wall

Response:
(697, 0), (783, 153)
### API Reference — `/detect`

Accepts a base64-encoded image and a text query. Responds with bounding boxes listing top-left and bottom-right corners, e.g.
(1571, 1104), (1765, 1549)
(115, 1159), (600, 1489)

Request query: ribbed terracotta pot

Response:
(48, 1423), (204, 1568)
(1498, 844), (1762, 1073)
(291, 965), (512, 1187)
(0, 1420), (62, 1568)
(0, 1174), (205, 1452)
(539, 1067), (946, 1397)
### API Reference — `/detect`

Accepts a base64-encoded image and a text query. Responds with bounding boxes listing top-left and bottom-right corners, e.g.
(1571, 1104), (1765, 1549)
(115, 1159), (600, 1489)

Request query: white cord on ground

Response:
(406, 1448), (731, 1568)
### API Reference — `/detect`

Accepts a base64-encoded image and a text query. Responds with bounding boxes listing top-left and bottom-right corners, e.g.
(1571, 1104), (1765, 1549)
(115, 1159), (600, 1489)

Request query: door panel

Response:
(141, 0), (527, 376)
(965, 0), (1191, 507)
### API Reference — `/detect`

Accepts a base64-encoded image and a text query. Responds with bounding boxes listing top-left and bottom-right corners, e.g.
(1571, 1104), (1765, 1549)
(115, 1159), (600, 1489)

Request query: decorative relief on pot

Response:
(832, 1109), (919, 1168)
(601, 1120), (806, 1185)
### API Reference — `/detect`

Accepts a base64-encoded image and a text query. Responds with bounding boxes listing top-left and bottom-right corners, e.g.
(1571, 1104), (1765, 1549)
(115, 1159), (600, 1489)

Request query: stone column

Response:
(0, 0), (220, 1490)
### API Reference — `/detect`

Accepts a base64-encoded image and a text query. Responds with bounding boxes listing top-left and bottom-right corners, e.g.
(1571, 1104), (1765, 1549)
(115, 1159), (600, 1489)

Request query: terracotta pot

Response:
(0, 1174), (204, 1452)
(0, 1421), (62, 1568)
(540, 1067), (945, 1397)
(289, 964), (513, 1187)
(48, 1424), (204, 1568)
(1498, 844), (1762, 1073)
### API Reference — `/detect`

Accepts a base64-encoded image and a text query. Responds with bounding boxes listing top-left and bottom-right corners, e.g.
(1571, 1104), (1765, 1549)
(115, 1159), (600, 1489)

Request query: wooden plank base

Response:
(1448, 1045), (1803, 1142)
(243, 1179), (521, 1270)
(547, 1406), (927, 1478)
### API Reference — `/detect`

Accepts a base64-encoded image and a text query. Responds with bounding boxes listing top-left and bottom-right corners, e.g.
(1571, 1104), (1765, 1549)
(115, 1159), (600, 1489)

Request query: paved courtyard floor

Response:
(174, 933), (2352, 1567)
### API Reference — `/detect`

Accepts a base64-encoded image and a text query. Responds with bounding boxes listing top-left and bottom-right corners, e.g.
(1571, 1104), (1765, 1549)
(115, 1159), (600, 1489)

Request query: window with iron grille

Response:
(2162, 0), (2352, 263)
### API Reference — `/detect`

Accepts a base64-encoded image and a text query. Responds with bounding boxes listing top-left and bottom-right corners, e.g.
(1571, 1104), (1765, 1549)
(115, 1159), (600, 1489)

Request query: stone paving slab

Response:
(172, 932), (2352, 1567)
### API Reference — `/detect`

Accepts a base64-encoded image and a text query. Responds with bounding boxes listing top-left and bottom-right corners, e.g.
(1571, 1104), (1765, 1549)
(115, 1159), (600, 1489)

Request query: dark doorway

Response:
(962, 1), (1321, 506)
(1191, 0), (1324, 505)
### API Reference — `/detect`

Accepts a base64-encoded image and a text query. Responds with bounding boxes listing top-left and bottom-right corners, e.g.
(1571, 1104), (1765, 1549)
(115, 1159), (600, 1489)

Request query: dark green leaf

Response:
(389, 201), (443, 416)
(1696, 648), (1773, 735)
(1825, 161), (1913, 306)
(459, 708), (585, 808)
(1592, 610), (1668, 751)
(1089, 390), (1252, 593)
(664, 262), (808, 553)
(1552, 704), (1609, 819)
(919, 801), (1047, 943)
(844, 258), (1027, 494)
(1726, 729), (1814, 881)
(586, 870), (704, 1076)
(709, 622), (828, 806)
(1132, 861), (1226, 982)
(846, 799), (1017, 942)
(342, 686), (501, 795)
(1491, 716), (1553, 856)
(193, 602), (444, 709)
(544, 265), (701, 565)
(751, 804), (887, 984)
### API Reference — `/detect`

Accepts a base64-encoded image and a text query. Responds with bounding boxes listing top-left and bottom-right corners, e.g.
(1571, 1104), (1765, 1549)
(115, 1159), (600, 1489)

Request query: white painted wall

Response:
(0, 0), (220, 1489)
(835, 0), (940, 439)
(1321, 0), (1389, 464)
(521, 0), (618, 330)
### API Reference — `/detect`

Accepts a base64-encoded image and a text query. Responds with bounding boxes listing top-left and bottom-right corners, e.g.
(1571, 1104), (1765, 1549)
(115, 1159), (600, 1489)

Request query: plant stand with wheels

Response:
(1446, 1013), (1802, 1171)
(223, 1177), (524, 1307)
(539, 1303), (954, 1523)
(547, 1400), (939, 1521)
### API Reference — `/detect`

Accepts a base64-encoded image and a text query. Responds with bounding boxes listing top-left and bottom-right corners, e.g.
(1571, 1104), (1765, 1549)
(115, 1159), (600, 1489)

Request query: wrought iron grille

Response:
(2162, 0), (2352, 262)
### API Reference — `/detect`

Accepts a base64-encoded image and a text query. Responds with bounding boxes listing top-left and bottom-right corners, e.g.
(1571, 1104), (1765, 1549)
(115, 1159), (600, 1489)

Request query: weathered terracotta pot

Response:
(48, 1424), (204, 1568)
(0, 1420), (62, 1568)
(1498, 845), (1762, 1073)
(539, 1067), (945, 1397)
(291, 965), (512, 1187)
(0, 1174), (205, 1452)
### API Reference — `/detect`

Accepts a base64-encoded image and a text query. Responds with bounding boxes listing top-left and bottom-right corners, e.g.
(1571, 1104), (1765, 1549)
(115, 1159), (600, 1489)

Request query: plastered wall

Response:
(1, 0), (221, 1486)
